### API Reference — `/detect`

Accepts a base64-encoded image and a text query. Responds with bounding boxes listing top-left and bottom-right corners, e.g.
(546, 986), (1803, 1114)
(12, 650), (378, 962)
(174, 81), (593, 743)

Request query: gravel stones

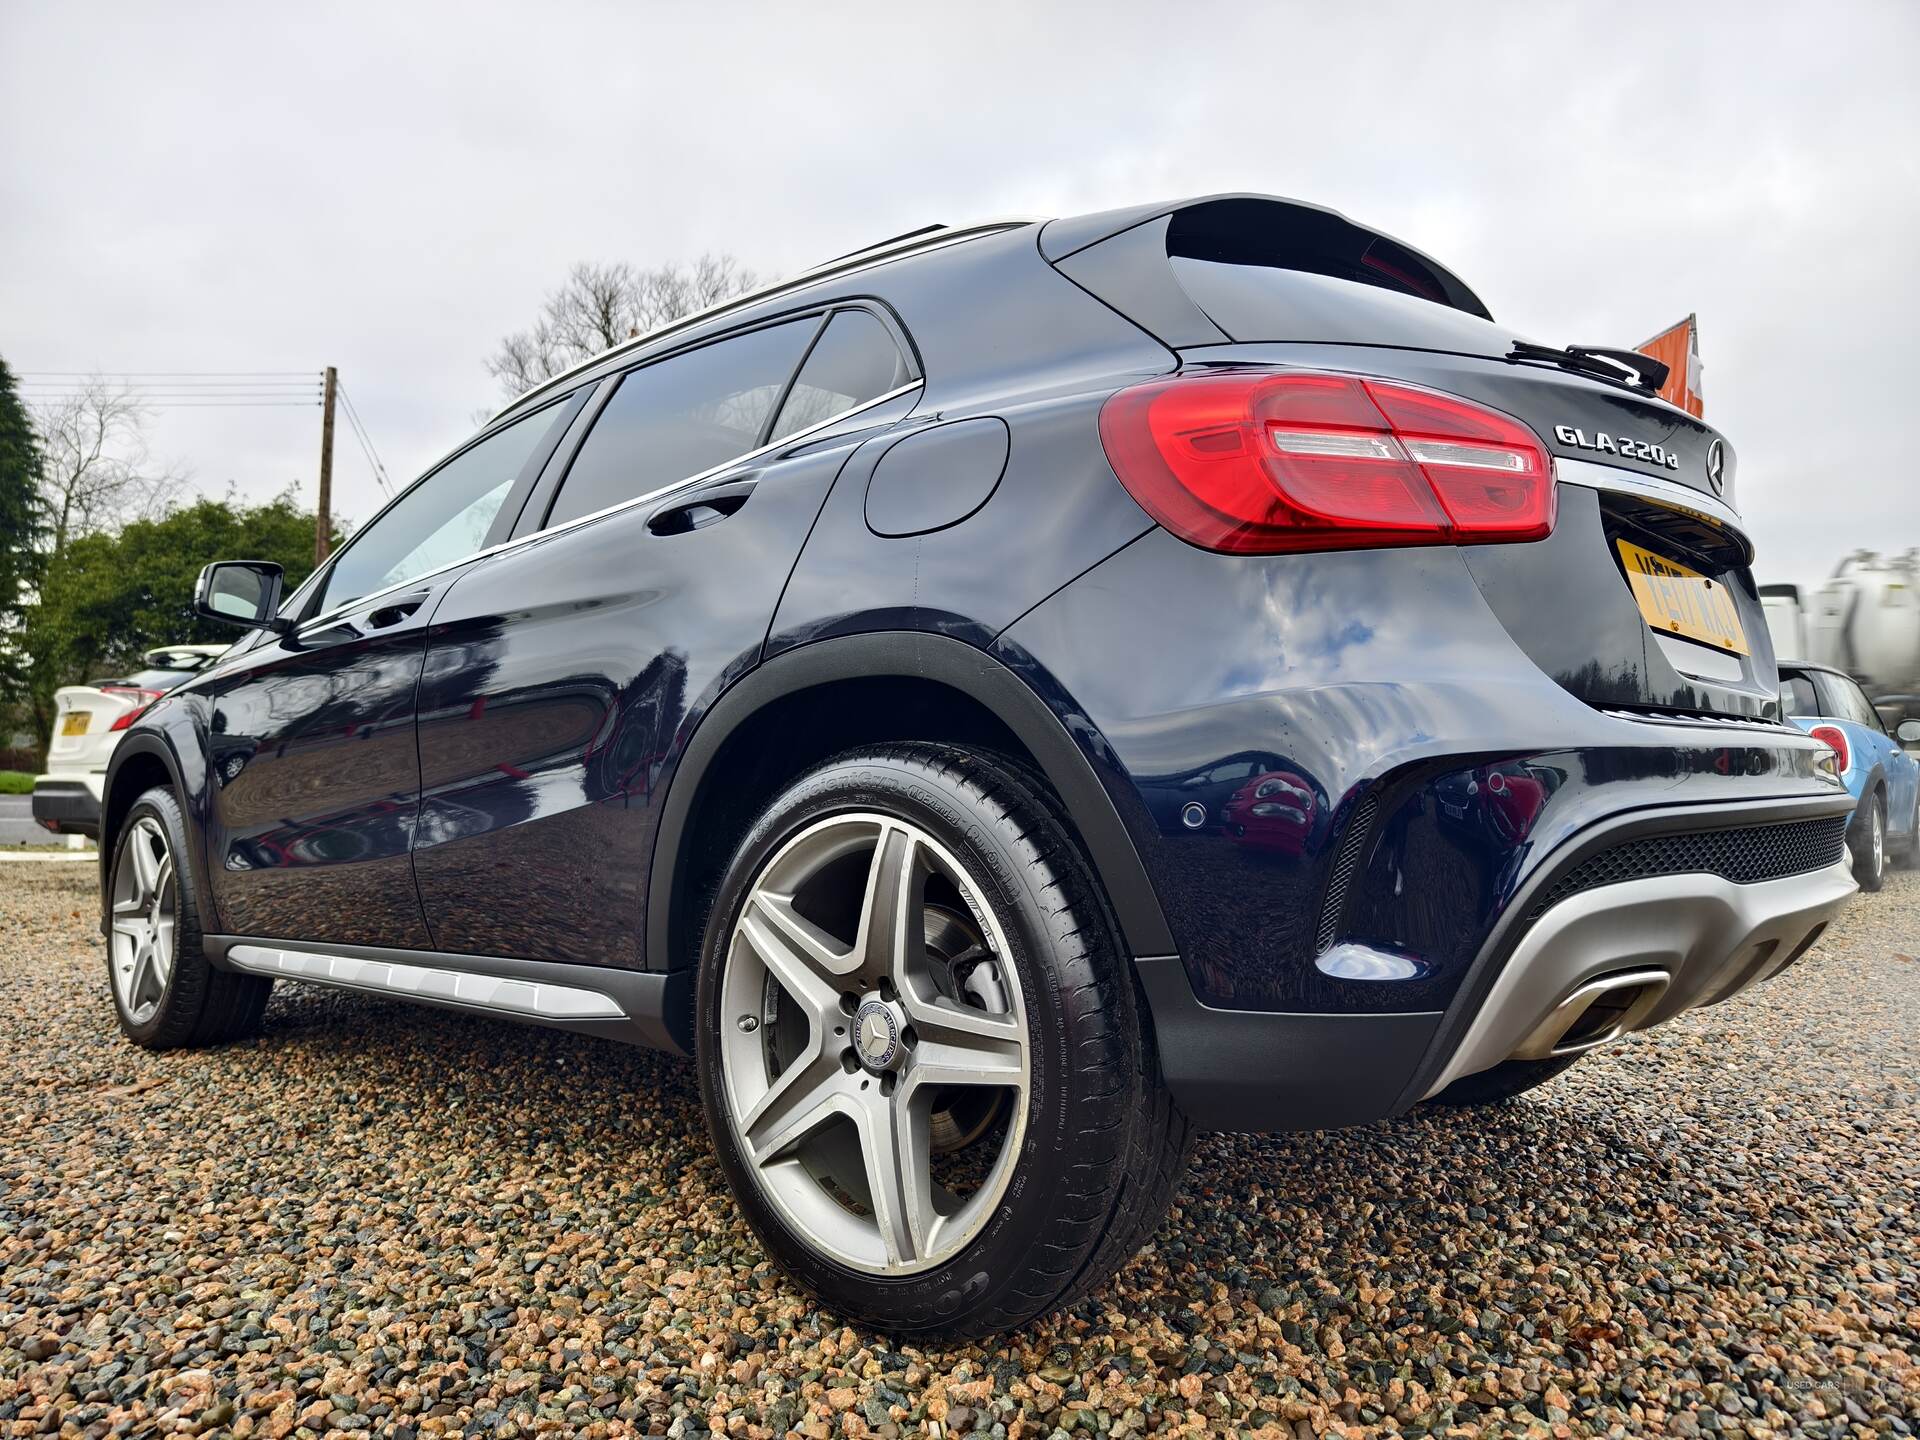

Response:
(2, 862), (1916, 1435)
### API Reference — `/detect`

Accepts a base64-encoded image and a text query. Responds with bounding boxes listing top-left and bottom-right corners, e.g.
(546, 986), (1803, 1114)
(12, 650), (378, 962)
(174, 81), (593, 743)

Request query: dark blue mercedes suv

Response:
(101, 195), (1856, 1337)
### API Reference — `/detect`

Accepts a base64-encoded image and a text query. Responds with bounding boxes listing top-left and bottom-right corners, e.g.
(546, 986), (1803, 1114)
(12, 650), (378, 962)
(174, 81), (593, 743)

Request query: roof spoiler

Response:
(1038, 193), (1493, 321)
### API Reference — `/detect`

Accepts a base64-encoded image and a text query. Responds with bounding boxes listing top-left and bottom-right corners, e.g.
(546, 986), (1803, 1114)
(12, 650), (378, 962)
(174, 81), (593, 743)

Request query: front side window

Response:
(544, 318), (817, 529)
(319, 402), (566, 612)
(769, 310), (912, 442)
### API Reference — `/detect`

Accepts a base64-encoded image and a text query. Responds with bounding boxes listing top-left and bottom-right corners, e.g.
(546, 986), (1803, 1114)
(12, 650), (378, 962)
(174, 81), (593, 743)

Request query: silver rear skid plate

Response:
(1424, 859), (1856, 1097)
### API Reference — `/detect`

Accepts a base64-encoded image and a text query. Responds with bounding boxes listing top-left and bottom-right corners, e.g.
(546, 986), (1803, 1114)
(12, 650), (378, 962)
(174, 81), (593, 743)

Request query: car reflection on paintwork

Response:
(1137, 752), (1288, 835)
(1435, 761), (1557, 845)
(1221, 768), (1322, 854)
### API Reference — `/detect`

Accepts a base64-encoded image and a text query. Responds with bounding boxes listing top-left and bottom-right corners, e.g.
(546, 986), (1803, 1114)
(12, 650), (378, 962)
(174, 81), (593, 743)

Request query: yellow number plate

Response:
(61, 712), (91, 736)
(1617, 539), (1749, 655)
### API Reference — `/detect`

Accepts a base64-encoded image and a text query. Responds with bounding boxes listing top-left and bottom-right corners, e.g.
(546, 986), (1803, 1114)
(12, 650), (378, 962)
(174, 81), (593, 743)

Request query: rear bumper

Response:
(30, 776), (103, 837)
(1138, 792), (1856, 1131)
(1417, 856), (1854, 1099)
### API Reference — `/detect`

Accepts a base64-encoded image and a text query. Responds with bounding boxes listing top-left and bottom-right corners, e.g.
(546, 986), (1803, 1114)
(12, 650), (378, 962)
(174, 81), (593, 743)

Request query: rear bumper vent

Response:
(1316, 792), (1380, 953)
(1528, 815), (1849, 921)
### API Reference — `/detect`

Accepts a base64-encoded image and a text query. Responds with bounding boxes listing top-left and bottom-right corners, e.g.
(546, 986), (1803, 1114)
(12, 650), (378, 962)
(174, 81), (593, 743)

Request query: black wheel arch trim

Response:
(644, 629), (1177, 976)
(97, 725), (204, 935)
(1391, 789), (1857, 1113)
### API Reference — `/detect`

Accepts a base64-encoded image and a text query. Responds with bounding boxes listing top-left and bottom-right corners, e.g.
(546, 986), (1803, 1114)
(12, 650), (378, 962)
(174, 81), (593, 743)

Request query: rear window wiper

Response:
(1508, 340), (1669, 396)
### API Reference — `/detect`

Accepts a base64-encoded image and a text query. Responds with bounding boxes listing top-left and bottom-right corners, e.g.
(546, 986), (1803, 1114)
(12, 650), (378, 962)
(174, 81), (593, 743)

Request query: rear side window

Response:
(769, 311), (912, 442)
(1828, 675), (1886, 731)
(1779, 674), (1820, 717)
(546, 318), (817, 528)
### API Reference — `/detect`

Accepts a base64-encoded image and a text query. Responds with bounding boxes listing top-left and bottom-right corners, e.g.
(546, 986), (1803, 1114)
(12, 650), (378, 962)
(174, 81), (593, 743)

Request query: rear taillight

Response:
(105, 688), (165, 731)
(1097, 370), (1555, 554)
(1808, 724), (1850, 772)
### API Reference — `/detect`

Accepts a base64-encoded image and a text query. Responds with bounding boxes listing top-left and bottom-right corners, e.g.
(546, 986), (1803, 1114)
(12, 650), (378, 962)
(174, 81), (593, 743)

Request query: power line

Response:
(20, 398), (321, 408)
(334, 380), (395, 496)
(18, 370), (321, 378)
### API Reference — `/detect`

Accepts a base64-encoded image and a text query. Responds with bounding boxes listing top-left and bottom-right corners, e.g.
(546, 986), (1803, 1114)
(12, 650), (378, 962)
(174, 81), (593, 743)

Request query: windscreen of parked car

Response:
(544, 318), (818, 528)
(768, 311), (912, 442)
(1779, 673), (1821, 717)
(318, 400), (570, 613)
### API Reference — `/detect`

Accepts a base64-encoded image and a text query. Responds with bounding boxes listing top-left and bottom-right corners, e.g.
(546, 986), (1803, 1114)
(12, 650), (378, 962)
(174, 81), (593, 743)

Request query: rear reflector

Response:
(1097, 369), (1555, 554)
(1808, 724), (1849, 773)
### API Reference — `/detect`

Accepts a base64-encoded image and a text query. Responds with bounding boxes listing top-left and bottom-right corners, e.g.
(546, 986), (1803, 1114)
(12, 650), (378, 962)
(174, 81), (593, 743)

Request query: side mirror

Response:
(1898, 719), (1920, 745)
(195, 561), (287, 631)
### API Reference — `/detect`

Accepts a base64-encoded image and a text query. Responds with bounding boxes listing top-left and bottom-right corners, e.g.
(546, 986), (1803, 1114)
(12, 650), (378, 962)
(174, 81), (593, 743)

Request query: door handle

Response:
(647, 478), (757, 536)
(366, 594), (429, 629)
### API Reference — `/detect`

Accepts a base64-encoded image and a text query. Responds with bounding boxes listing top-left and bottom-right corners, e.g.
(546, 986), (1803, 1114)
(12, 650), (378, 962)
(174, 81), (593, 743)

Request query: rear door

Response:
(196, 398), (580, 946)
(411, 306), (918, 966)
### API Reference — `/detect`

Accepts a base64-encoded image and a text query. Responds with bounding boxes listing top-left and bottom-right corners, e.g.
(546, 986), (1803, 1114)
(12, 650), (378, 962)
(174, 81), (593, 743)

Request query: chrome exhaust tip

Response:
(1510, 968), (1671, 1061)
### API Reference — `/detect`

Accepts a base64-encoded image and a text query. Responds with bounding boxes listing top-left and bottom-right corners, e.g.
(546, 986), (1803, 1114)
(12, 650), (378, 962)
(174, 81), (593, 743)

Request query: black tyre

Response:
(694, 743), (1188, 1339)
(1850, 790), (1886, 892)
(1898, 789), (1920, 870)
(106, 786), (272, 1049)
(1425, 1052), (1583, 1107)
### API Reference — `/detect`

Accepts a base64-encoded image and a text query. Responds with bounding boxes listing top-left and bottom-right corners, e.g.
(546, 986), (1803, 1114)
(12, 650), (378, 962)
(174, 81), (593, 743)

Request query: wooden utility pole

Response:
(315, 365), (338, 563)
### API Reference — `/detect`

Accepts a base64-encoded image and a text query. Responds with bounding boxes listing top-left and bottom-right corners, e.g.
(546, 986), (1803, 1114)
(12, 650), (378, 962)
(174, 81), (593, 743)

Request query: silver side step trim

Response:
(226, 943), (627, 1021)
(1424, 859), (1856, 1097)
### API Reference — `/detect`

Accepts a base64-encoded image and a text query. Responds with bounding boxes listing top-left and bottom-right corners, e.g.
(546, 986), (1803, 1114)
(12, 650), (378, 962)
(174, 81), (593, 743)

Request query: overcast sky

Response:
(3, 1), (1915, 588)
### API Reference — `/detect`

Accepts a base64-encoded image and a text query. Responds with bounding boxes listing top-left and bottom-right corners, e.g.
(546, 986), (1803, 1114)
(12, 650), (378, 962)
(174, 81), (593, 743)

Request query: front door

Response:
(198, 396), (581, 947)
(411, 306), (919, 966)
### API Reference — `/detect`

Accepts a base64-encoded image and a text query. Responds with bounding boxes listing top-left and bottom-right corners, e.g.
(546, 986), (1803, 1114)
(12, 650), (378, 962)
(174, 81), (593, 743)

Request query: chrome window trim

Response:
(1555, 454), (1745, 535)
(489, 219), (1037, 422)
(281, 380), (924, 639)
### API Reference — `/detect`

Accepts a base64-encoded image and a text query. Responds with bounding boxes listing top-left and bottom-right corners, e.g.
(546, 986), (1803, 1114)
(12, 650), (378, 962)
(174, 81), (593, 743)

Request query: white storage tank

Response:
(1805, 550), (1920, 697)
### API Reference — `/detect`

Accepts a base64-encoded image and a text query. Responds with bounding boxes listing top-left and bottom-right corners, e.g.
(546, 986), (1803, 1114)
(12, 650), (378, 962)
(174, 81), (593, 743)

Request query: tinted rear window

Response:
(1779, 674), (1821, 717)
(97, 668), (198, 691)
(1164, 200), (1513, 354)
(546, 318), (816, 527)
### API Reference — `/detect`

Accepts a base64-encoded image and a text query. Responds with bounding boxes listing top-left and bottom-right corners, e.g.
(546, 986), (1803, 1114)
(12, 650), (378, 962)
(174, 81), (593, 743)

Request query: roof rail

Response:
(491, 217), (1039, 422)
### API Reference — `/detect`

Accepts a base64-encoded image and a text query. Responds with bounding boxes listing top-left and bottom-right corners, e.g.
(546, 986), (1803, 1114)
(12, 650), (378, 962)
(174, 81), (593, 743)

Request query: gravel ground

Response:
(2, 865), (1916, 1439)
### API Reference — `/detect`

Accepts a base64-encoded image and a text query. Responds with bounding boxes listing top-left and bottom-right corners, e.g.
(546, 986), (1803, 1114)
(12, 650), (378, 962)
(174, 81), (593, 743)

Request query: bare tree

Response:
(485, 254), (759, 401)
(31, 379), (182, 559)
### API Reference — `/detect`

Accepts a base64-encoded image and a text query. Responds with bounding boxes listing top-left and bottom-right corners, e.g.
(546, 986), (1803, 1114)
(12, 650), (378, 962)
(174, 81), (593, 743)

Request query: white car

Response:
(31, 645), (228, 837)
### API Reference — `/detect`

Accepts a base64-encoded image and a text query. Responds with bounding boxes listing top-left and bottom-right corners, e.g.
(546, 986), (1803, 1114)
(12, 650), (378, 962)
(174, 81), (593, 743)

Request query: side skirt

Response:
(203, 935), (687, 1055)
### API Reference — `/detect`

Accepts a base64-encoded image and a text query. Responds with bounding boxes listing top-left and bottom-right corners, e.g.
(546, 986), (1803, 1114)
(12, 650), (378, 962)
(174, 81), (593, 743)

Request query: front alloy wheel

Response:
(106, 786), (272, 1048)
(110, 816), (177, 1025)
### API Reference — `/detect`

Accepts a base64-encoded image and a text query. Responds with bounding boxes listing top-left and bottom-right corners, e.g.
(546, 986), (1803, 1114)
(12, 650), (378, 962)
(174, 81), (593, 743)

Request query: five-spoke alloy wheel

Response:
(697, 744), (1190, 1339)
(106, 786), (272, 1048)
(109, 815), (178, 1026)
(719, 812), (1030, 1275)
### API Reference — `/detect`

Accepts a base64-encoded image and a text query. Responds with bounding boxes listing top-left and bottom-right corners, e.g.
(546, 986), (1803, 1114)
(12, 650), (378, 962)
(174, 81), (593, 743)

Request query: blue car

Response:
(1779, 661), (1920, 890)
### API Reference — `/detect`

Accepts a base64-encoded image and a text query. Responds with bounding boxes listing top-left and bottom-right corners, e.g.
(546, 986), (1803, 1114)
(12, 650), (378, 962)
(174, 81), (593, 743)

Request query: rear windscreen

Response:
(94, 668), (197, 691)
(1164, 200), (1516, 354)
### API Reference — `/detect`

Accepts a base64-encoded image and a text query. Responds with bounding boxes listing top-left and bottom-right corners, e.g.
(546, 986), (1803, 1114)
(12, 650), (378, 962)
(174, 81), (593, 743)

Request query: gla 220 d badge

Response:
(1553, 423), (1682, 471)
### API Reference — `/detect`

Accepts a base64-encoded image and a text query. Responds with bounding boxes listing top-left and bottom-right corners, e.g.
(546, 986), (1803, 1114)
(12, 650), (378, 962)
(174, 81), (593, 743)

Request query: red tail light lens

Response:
(1097, 370), (1555, 554)
(1808, 724), (1849, 772)
(105, 688), (165, 731)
